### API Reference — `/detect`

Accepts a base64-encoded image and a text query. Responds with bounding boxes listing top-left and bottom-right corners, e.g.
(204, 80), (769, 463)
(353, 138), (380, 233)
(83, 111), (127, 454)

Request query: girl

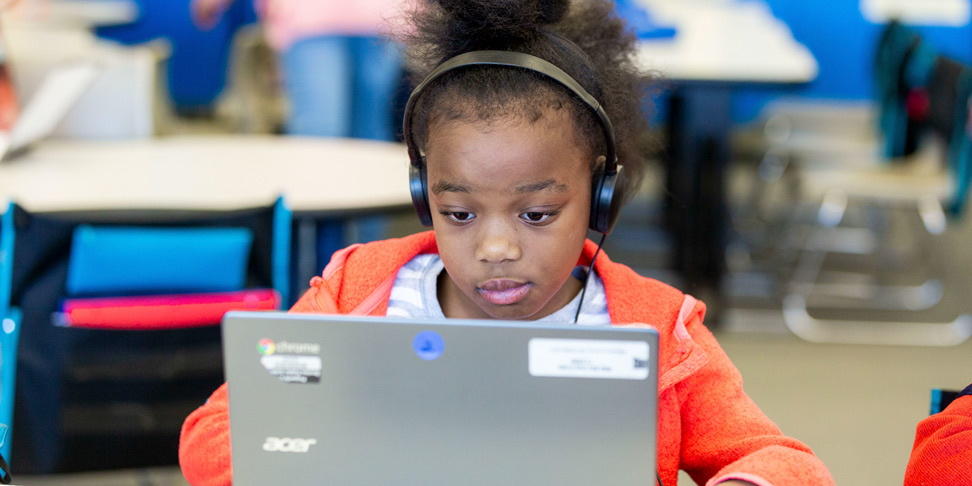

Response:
(180, 1), (835, 485)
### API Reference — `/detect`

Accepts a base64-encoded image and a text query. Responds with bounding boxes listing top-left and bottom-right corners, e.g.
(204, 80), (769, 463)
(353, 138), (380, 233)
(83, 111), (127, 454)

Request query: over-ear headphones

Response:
(402, 50), (625, 235)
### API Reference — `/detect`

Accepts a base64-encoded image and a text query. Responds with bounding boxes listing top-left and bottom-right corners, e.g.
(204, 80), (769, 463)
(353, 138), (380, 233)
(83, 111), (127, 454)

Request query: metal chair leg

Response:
(783, 189), (969, 346)
(783, 294), (972, 346)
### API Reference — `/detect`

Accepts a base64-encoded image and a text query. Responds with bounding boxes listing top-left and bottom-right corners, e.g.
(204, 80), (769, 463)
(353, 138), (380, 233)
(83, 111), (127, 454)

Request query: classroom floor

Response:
(14, 130), (972, 486)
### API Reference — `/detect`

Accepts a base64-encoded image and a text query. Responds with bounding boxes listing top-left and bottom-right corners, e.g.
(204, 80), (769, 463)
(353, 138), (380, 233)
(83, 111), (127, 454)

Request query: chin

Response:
(480, 303), (543, 321)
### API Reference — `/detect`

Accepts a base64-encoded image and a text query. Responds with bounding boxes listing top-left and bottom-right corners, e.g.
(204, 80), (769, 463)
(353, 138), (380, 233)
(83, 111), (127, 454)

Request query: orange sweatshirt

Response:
(180, 231), (834, 486)
(904, 387), (972, 485)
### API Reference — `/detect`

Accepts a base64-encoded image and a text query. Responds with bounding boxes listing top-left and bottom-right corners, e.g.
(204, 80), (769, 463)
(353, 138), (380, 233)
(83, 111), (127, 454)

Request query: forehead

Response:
(424, 111), (590, 193)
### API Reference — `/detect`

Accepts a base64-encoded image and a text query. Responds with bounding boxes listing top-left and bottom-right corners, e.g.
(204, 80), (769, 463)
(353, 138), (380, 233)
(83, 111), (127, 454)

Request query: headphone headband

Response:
(403, 50), (618, 173)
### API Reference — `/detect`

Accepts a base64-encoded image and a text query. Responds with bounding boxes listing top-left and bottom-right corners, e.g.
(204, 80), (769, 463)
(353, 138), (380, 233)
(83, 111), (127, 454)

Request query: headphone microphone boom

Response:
(401, 50), (625, 235)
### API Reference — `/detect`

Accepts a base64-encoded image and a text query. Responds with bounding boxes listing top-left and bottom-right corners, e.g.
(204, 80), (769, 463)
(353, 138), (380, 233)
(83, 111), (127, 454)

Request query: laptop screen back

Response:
(222, 312), (659, 486)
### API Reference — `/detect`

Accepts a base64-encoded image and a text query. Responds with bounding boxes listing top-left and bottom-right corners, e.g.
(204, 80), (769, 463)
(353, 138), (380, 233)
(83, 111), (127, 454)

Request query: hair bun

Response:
(434, 0), (571, 45)
(537, 0), (570, 24)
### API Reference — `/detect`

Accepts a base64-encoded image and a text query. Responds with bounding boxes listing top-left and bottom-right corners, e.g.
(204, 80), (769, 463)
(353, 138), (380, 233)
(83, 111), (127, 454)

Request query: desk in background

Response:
(636, 0), (817, 318)
(0, 135), (413, 300)
(4, 0), (138, 27)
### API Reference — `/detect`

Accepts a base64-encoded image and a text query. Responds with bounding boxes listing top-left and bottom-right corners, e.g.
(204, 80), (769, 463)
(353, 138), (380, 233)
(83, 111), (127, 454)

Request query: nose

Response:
(475, 223), (521, 263)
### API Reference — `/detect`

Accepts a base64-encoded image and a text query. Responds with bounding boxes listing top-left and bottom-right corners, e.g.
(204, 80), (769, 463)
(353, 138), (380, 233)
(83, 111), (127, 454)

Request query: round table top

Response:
(0, 135), (414, 214)
(635, 1), (818, 84)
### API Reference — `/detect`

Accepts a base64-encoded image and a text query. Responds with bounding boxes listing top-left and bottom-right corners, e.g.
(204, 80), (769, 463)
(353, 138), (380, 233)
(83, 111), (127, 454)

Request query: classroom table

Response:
(4, 0), (139, 28)
(0, 134), (414, 299)
(635, 0), (817, 317)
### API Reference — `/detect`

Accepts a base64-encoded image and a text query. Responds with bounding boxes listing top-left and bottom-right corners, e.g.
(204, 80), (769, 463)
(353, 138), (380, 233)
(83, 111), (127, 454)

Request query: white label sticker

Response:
(260, 355), (322, 384)
(529, 338), (650, 380)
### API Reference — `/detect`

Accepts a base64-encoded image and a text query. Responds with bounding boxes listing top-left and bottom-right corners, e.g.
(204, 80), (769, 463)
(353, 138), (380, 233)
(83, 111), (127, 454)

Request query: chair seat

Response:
(764, 100), (876, 145)
(773, 131), (880, 170)
(795, 143), (952, 202)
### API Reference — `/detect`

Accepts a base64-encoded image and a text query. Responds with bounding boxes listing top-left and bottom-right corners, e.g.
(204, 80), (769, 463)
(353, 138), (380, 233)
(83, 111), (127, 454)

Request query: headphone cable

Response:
(570, 234), (663, 486)
(573, 232), (607, 324)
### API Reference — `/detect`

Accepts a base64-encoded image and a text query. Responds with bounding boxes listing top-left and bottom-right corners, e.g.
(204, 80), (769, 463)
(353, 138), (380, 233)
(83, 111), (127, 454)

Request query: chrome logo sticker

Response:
(257, 338), (321, 384)
(257, 338), (276, 355)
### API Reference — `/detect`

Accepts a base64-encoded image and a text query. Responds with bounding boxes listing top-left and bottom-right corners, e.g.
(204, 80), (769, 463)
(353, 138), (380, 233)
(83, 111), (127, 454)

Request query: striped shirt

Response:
(386, 254), (610, 325)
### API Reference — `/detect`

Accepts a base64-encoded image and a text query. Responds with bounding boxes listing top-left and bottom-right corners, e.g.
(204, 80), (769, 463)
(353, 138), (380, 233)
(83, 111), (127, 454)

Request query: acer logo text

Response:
(263, 437), (318, 453)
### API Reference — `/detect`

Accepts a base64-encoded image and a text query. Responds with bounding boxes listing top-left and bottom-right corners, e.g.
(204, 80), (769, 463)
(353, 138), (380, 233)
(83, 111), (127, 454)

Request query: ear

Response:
(590, 154), (607, 181)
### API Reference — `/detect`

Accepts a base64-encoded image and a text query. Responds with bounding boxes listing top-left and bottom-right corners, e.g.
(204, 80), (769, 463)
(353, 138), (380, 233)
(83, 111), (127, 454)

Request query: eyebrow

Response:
(430, 180), (471, 195)
(513, 179), (568, 195)
(430, 179), (568, 195)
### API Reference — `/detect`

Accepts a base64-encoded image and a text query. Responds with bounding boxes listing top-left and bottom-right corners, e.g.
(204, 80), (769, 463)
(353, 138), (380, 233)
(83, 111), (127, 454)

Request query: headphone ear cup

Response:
(589, 164), (624, 234)
(409, 161), (434, 227)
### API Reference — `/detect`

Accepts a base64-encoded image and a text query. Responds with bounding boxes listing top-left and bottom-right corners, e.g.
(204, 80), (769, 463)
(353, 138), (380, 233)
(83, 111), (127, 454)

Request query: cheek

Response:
(531, 223), (588, 271)
(434, 231), (474, 282)
(434, 224), (471, 253)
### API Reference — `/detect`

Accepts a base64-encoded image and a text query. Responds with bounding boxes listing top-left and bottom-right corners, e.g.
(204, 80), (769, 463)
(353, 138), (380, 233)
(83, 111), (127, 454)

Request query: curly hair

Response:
(401, 0), (650, 202)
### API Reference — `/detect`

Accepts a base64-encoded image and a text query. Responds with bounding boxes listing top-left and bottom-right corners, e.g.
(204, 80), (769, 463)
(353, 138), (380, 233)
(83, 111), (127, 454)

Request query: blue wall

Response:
(731, 0), (972, 123)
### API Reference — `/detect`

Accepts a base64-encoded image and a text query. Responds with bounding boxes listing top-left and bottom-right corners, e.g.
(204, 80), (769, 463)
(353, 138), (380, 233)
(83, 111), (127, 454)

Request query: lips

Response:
(477, 279), (532, 305)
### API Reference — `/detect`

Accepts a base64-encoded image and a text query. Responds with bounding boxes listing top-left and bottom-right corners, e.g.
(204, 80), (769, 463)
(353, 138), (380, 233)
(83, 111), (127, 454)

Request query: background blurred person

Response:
(192, 0), (406, 140)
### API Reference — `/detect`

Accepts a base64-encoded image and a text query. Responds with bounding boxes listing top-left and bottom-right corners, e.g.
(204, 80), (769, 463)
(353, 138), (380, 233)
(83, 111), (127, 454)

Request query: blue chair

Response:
(0, 204), (21, 472)
(779, 23), (972, 346)
(930, 387), (962, 415)
(0, 310), (21, 475)
(5, 197), (290, 473)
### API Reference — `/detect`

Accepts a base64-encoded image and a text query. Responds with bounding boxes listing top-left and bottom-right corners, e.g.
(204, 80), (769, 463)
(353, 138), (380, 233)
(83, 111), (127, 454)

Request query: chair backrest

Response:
(0, 308), (20, 472)
(942, 66), (972, 215)
(930, 388), (961, 415)
(0, 204), (20, 469)
(875, 20), (925, 159)
(6, 197), (290, 473)
(875, 21), (972, 215)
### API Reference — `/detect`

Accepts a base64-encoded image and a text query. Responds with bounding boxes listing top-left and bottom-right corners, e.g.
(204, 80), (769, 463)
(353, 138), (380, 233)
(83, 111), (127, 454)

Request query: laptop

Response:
(0, 60), (101, 162)
(222, 311), (659, 486)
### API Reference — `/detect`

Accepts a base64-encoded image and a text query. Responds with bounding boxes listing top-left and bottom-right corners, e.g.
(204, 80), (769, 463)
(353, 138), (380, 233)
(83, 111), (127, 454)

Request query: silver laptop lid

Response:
(222, 311), (659, 486)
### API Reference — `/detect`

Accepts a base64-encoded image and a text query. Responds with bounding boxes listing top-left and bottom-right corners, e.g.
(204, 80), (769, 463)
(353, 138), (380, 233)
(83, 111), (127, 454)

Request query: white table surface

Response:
(0, 135), (413, 214)
(635, 0), (818, 84)
(2, 0), (138, 28)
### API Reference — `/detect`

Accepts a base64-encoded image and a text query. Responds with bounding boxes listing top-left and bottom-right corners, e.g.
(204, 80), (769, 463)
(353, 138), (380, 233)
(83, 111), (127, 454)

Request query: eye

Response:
(441, 211), (475, 224)
(520, 211), (555, 225)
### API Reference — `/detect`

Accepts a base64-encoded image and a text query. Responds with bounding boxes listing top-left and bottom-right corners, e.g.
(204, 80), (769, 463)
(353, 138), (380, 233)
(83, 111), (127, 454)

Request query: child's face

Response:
(424, 110), (592, 320)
